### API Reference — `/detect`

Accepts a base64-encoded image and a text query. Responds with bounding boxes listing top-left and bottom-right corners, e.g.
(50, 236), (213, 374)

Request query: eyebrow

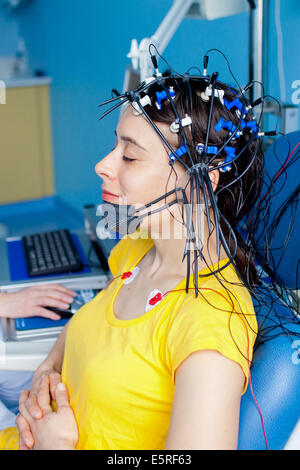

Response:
(114, 130), (148, 152)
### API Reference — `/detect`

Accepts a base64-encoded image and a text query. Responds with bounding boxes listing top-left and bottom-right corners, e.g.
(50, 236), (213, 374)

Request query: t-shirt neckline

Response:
(106, 240), (230, 327)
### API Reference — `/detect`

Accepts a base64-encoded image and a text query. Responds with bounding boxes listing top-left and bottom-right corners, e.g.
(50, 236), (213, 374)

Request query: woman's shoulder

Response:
(168, 262), (257, 332)
(165, 267), (258, 394)
(108, 229), (154, 276)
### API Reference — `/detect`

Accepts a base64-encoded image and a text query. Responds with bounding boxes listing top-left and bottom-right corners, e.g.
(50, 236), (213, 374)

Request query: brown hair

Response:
(142, 77), (264, 285)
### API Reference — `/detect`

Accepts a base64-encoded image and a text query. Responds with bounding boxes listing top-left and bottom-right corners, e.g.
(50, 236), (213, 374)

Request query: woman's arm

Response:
(23, 324), (68, 415)
(165, 350), (244, 450)
(35, 323), (68, 376)
(17, 277), (111, 449)
(17, 325), (68, 449)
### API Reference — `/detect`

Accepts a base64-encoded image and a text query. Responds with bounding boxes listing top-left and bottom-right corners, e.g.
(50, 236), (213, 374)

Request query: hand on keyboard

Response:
(0, 284), (77, 320)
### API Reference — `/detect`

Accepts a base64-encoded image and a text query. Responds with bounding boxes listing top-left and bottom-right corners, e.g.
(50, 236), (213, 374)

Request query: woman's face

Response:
(95, 106), (187, 234)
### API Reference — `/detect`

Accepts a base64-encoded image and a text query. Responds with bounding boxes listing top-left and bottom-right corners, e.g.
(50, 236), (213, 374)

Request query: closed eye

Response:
(123, 156), (135, 162)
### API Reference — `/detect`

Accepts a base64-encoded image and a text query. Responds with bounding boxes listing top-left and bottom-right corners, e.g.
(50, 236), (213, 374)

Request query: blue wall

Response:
(268, 0), (300, 105)
(1, 0), (299, 211)
(0, 8), (19, 55)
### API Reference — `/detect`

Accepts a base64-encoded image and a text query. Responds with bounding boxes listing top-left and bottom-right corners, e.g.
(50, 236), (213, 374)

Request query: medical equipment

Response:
(97, 47), (275, 294)
(126, 0), (249, 83)
(123, 0), (296, 132)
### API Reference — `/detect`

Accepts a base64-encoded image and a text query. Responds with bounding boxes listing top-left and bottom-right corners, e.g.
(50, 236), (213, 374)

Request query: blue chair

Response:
(239, 298), (300, 450)
(238, 131), (300, 450)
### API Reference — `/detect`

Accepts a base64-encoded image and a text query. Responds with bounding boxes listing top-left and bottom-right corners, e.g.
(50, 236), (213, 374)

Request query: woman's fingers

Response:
(16, 413), (34, 450)
(55, 382), (70, 410)
(22, 388), (43, 420)
(56, 382), (70, 410)
(18, 390), (36, 450)
(36, 375), (52, 412)
(19, 389), (32, 419)
(49, 372), (62, 401)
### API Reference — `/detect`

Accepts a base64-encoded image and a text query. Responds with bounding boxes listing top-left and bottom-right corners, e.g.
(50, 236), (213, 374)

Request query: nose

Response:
(95, 150), (116, 179)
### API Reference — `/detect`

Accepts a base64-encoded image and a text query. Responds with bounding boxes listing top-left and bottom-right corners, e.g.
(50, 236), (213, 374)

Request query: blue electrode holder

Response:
(219, 146), (236, 172)
(156, 88), (175, 110)
(169, 144), (187, 163)
(196, 144), (218, 155)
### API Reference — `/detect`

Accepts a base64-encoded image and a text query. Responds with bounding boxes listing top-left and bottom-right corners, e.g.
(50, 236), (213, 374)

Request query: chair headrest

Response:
(253, 131), (300, 289)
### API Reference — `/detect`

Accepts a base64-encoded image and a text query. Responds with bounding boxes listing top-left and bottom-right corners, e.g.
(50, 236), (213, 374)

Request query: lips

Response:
(102, 189), (120, 201)
(102, 188), (119, 197)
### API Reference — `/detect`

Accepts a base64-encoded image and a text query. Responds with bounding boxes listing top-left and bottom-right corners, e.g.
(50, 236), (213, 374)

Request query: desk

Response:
(0, 230), (110, 371)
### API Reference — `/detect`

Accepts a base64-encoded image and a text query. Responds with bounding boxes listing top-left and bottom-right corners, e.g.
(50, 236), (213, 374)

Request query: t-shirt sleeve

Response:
(166, 288), (257, 395)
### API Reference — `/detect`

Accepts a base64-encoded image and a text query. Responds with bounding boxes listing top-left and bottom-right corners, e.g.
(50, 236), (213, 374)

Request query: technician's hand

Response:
(0, 284), (76, 320)
(17, 375), (78, 450)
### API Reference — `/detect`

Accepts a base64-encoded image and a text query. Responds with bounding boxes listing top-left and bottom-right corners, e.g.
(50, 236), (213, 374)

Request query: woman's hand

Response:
(0, 284), (76, 320)
(17, 368), (62, 449)
(16, 326), (68, 449)
(17, 375), (78, 450)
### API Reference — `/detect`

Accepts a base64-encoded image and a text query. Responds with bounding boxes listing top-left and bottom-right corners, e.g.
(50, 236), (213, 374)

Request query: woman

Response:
(1, 64), (261, 450)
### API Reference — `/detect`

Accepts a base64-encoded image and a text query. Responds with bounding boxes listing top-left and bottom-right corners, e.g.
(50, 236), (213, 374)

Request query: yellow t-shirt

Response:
(0, 230), (257, 451)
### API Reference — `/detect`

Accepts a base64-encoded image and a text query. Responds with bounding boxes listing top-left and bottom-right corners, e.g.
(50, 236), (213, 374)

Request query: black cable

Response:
(96, 46), (300, 353)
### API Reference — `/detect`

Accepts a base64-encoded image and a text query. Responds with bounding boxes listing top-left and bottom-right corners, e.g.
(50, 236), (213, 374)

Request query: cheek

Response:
(120, 159), (176, 204)
(143, 165), (173, 199)
(119, 166), (141, 190)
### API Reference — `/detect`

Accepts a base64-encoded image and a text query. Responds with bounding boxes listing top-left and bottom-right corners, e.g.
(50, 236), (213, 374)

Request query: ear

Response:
(208, 168), (220, 192)
(182, 167), (220, 204)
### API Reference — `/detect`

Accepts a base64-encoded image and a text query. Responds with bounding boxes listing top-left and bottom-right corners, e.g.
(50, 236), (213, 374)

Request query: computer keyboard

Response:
(22, 229), (83, 277)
